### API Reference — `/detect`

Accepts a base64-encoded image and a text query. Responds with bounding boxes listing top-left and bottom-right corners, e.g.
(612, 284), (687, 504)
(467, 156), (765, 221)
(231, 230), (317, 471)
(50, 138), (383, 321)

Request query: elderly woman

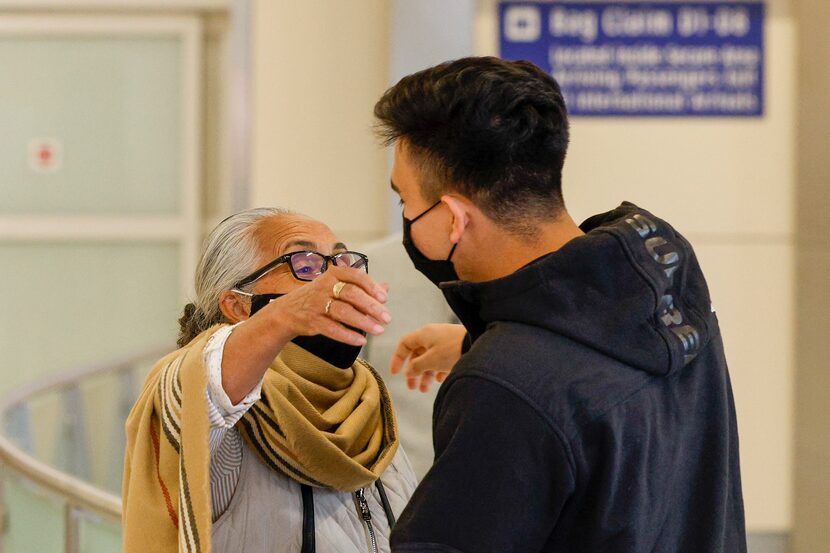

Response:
(123, 208), (417, 553)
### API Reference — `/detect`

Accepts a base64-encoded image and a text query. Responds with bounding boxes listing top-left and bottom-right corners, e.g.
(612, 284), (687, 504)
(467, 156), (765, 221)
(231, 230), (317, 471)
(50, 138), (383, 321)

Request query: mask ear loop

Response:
(410, 200), (443, 224)
(408, 198), (459, 263)
(446, 242), (458, 262)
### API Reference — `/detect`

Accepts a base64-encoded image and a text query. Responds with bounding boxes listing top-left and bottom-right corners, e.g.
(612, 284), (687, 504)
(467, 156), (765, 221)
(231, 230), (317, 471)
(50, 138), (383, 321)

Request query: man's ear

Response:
(442, 195), (471, 244)
(219, 290), (251, 324)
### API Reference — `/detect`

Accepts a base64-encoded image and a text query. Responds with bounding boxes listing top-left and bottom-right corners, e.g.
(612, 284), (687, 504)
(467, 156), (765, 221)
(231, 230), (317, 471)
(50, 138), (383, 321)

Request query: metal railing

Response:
(0, 346), (170, 553)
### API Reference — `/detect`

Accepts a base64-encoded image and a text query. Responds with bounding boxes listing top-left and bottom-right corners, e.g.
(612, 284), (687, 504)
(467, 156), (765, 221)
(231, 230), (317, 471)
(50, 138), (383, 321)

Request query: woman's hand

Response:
(260, 266), (392, 346)
(222, 266), (390, 405)
(390, 324), (467, 393)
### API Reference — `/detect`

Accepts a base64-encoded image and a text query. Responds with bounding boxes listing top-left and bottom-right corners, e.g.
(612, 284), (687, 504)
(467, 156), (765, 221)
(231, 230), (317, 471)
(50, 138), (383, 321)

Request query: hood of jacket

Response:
(440, 202), (715, 377)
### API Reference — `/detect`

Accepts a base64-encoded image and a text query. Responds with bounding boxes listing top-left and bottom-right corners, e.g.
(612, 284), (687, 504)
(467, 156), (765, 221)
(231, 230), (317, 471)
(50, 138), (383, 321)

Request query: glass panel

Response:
(80, 371), (129, 494)
(23, 392), (62, 472)
(3, 478), (65, 553)
(0, 36), (182, 215)
(0, 242), (181, 397)
(79, 514), (122, 553)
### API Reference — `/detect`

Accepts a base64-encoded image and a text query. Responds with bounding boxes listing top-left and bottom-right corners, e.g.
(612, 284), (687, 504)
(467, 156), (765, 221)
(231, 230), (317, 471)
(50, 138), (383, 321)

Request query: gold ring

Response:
(333, 281), (347, 299)
(325, 299), (333, 315)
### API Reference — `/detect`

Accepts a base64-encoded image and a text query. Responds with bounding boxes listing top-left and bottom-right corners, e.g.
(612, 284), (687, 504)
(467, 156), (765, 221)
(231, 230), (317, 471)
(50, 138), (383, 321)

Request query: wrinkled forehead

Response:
(252, 214), (345, 262)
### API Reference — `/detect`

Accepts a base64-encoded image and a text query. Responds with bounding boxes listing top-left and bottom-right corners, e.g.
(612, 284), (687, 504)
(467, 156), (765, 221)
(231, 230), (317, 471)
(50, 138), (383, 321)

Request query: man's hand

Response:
(390, 324), (467, 392)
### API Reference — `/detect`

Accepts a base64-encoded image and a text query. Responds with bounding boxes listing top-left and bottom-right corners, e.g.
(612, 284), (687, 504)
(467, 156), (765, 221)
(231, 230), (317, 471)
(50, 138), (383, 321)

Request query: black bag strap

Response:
(300, 481), (395, 553)
(375, 480), (396, 529)
(300, 484), (315, 553)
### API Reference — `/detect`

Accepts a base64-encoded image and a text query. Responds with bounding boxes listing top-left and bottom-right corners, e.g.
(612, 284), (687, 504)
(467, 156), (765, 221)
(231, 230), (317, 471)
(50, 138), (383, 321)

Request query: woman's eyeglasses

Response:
(233, 250), (369, 290)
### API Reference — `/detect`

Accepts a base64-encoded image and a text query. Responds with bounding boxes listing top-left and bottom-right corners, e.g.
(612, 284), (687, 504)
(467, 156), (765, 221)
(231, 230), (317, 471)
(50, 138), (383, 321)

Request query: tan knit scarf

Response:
(122, 324), (399, 553)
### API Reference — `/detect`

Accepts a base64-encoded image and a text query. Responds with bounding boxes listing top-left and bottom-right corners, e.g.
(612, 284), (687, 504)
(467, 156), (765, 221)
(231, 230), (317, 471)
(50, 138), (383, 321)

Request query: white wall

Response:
(387, 0), (476, 232)
(250, 0), (391, 245)
(474, 0), (796, 534)
(792, 0), (830, 550)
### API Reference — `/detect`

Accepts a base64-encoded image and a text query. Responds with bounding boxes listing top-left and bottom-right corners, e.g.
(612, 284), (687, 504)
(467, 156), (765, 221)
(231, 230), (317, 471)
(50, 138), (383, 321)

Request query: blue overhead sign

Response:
(499, 2), (765, 117)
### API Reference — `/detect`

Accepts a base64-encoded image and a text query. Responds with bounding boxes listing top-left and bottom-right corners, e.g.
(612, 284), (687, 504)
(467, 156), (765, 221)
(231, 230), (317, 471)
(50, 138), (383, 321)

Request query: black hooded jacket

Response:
(391, 203), (746, 553)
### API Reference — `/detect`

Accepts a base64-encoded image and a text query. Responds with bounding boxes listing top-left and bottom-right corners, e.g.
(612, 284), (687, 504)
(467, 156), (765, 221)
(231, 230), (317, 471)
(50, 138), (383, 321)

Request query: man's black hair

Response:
(374, 56), (570, 237)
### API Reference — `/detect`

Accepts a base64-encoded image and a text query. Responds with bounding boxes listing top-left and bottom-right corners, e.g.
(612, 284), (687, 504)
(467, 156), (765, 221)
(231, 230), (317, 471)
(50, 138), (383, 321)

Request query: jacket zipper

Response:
(354, 488), (378, 553)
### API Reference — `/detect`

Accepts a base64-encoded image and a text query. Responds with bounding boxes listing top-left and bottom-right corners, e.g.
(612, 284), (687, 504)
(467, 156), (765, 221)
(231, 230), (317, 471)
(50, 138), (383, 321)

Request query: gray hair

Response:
(177, 207), (292, 347)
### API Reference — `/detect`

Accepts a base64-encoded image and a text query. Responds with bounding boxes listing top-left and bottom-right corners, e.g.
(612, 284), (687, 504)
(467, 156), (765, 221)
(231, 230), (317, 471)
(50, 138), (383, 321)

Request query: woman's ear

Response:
(219, 290), (250, 324)
(442, 195), (471, 244)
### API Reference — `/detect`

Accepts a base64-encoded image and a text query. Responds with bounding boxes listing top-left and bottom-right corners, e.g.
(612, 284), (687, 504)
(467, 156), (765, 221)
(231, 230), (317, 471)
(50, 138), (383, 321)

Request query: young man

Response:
(375, 57), (746, 553)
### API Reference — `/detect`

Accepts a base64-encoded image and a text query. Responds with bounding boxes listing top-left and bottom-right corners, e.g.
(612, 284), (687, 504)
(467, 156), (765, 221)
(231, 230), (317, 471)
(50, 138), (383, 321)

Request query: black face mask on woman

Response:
(249, 293), (364, 369)
(402, 200), (459, 286)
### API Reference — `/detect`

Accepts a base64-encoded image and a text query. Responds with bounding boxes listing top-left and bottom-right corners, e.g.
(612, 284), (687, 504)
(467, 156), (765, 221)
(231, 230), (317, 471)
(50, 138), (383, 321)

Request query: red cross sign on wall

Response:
(28, 138), (63, 174)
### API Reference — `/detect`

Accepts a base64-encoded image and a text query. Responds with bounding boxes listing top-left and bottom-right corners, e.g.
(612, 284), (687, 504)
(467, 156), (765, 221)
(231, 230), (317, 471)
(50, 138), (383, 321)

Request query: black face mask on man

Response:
(249, 293), (364, 369)
(402, 200), (459, 286)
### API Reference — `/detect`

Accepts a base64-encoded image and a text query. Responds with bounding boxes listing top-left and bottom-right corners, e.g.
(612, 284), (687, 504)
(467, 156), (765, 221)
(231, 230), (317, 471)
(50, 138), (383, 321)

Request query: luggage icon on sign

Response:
(504, 6), (541, 42)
